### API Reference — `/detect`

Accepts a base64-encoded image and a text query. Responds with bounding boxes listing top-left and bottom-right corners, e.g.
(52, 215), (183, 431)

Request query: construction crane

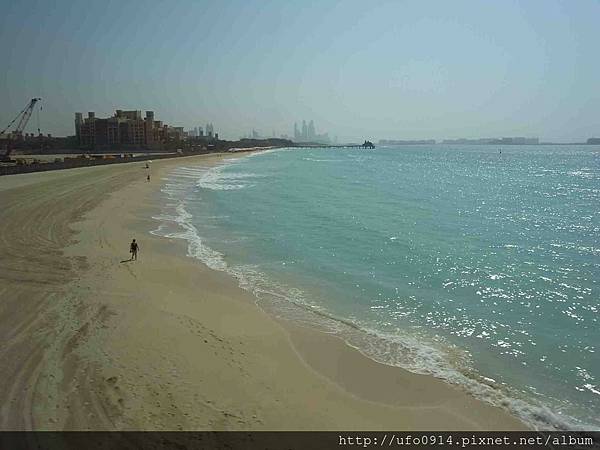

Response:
(0, 98), (42, 161)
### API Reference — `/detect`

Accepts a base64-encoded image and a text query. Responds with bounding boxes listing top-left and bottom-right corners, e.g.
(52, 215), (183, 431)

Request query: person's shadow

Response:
(120, 257), (134, 263)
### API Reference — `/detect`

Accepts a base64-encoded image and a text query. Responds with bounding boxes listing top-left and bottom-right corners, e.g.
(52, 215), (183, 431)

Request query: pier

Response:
(295, 140), (375, 149)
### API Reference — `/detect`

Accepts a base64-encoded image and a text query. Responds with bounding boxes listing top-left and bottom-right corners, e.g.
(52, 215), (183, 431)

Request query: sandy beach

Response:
(0, 154), (527, 431)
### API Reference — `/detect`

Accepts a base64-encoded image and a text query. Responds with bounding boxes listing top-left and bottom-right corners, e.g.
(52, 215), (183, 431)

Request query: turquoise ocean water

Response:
(152, 145), (599, 430)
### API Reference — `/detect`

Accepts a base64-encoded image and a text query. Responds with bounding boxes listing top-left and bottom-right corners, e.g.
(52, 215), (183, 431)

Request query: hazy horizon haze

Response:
(1, 0), (599, 142)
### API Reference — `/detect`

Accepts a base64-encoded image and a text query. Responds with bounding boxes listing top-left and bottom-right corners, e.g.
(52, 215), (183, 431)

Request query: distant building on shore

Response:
(75, 110), (218, 149)
(442, 137), (539, 145)
(75, 109), (173, 149)
(587, 137), (600, 144)
(293, 119), (330, 144)
(186, 124), (219, 142)
(206, 123), (214, 139)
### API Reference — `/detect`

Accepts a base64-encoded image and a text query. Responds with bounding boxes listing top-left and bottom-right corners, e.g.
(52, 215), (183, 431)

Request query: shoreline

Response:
(153, 150), (566, 431)
(0, 146), (283, 177)
(0, 153), (526, 430)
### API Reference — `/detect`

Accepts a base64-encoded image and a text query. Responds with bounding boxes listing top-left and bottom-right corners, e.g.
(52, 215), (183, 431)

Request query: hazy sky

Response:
(1, 0), (599, 142)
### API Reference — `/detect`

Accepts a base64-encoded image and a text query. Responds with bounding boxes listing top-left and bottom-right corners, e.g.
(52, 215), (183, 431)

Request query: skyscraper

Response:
(291, 119), (331, 144)
(75, 112), (83, 143)
(308, 120), (315, 141)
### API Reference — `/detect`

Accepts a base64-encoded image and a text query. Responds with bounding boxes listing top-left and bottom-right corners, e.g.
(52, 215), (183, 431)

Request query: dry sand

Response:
(0, 154), (527, 430)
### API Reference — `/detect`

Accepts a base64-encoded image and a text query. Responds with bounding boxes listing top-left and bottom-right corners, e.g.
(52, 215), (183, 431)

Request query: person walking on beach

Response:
(130, 239), (139, 261)
(147, 174), (150, 182)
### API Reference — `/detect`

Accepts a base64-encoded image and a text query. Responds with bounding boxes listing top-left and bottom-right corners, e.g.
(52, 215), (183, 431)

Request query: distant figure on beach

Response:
(147, 174), (150, 182)
(130, 239), (139, 261)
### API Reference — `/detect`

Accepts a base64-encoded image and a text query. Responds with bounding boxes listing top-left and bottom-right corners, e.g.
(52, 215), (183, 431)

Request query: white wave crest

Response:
(196, 165), (262, 191)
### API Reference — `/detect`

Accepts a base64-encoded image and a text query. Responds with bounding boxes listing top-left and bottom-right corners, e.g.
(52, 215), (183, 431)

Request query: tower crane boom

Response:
(1, 98), (42, 160)
(1, 98), (42, 136)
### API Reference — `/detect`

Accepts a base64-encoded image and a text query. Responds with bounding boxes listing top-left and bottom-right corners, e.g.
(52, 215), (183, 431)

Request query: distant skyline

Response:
(1, 0), (599, 142)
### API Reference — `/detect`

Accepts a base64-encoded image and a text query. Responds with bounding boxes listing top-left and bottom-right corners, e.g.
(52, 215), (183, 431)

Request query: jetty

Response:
(294, 140), (375, 149)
